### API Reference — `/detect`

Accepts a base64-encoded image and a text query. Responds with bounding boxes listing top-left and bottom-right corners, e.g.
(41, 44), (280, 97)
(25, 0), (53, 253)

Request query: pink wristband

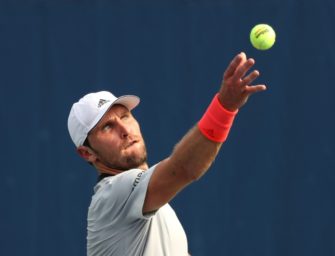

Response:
(198, 94), (238, 142)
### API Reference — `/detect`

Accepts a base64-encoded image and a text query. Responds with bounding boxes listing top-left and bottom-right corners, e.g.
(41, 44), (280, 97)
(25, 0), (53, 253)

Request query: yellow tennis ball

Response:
(250, 24), (276, 50)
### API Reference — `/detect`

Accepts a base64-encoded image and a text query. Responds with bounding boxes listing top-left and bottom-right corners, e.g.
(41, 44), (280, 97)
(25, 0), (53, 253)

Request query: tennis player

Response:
(67, 52), (266, 255)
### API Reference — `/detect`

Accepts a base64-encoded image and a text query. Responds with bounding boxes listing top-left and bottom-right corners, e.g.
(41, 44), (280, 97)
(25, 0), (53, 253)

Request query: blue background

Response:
(1, 0), (335, 255)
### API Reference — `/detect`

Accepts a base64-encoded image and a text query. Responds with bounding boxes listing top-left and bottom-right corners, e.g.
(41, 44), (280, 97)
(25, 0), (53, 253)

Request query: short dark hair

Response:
(83, 137), (91, 148)
(83, 137), (93, 166)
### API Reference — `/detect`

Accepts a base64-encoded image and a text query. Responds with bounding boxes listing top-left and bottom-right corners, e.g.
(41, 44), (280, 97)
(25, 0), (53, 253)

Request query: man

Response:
(67, 52), (266, 255)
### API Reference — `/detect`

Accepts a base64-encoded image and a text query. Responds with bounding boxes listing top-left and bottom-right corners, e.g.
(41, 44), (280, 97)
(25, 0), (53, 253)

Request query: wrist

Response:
(217, 94), (239, 112)
(198, 94), (238, 142)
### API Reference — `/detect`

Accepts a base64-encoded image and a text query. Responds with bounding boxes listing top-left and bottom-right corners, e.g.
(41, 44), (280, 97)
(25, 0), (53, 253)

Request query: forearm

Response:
(169, 125), (223, 182)
(159, 93), (237, 185)
(143, 124), (226, 212)
(143, 125), (224, 212)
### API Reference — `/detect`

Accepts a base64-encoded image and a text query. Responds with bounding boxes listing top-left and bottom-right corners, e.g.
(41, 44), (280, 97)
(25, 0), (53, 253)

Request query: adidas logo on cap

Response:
(98, 99), (110, 108)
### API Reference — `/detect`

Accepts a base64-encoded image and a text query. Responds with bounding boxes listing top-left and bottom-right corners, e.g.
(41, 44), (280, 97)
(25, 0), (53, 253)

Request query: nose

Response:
(117, 120), (131, 139)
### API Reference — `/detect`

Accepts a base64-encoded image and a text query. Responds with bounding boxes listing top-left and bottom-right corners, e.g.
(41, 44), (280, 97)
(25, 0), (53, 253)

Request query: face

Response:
(85, 104), (147, 171)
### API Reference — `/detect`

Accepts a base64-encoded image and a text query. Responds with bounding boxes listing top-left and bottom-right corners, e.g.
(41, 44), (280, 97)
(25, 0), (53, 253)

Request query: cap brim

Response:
(112, 95), (140, 111)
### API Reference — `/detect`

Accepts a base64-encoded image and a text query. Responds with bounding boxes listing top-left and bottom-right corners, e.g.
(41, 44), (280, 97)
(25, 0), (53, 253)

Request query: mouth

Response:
(124, 140), (138, 150)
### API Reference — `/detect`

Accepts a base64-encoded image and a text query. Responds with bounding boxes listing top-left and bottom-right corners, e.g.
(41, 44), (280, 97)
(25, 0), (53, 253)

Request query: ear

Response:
(77, 146), (97, 163)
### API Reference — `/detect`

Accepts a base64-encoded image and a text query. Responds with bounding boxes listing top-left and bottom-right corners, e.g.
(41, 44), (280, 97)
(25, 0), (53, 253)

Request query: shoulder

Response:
(94, 166), (157, 196)
(89, 166), (158, 220)
(94, 169), (141, 192)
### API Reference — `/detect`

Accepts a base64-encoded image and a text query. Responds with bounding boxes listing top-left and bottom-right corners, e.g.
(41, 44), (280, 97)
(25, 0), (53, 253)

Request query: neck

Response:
(94, 162), (149, 176)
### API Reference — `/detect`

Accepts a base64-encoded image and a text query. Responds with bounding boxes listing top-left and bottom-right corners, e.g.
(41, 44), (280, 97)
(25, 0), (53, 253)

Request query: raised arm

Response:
(143, 52), (266, 213)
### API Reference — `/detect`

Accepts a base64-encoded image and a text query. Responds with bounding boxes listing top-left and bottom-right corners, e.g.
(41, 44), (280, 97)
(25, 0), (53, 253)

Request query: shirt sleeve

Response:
(93, 165), (157, 222)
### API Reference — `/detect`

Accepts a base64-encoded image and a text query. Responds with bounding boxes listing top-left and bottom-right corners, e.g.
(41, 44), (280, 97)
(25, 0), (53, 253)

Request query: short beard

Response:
(98, 144), (148, 171)
(123, 153), (147, 170)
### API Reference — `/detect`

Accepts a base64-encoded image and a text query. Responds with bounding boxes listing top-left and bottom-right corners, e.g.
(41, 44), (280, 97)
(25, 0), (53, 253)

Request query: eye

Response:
(103, 122), (113, 131)
(121, 113), (130, 120)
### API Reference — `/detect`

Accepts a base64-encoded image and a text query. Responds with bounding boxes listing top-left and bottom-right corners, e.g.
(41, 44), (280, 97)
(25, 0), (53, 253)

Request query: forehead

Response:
(102, 104), (129, 120)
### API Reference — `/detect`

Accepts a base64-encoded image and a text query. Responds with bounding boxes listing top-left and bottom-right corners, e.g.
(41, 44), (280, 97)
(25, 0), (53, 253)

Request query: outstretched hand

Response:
(218, 52), (267, 111)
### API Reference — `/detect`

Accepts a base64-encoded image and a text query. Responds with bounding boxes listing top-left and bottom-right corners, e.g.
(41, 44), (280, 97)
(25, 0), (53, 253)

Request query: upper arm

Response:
(143, 157), (194, 213)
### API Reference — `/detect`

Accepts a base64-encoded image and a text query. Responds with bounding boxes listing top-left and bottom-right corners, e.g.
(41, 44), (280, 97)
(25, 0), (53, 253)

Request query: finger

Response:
(244, 84), (267, 95)
(234, 58), (255, 80)
(241, 70), (260, 86)
(223, 52), (245, 80)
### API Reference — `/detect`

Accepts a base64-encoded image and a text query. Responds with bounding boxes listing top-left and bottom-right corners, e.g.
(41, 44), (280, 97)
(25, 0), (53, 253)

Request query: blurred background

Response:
(1, 0), (335, 255)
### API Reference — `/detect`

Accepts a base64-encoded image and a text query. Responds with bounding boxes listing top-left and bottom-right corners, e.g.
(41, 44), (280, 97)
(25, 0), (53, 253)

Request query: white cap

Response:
(67, 91), (140, 147)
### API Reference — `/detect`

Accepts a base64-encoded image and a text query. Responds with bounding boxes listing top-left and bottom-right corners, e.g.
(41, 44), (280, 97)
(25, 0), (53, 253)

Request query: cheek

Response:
(91, 135), (120, 154)
(97, 141), (121, 162)
(131, 119), (140, 131)
(134, 124), (144, 138)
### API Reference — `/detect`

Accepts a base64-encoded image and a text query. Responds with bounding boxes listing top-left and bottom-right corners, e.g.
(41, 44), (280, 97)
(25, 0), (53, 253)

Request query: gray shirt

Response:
(87, 166), (189, 256)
